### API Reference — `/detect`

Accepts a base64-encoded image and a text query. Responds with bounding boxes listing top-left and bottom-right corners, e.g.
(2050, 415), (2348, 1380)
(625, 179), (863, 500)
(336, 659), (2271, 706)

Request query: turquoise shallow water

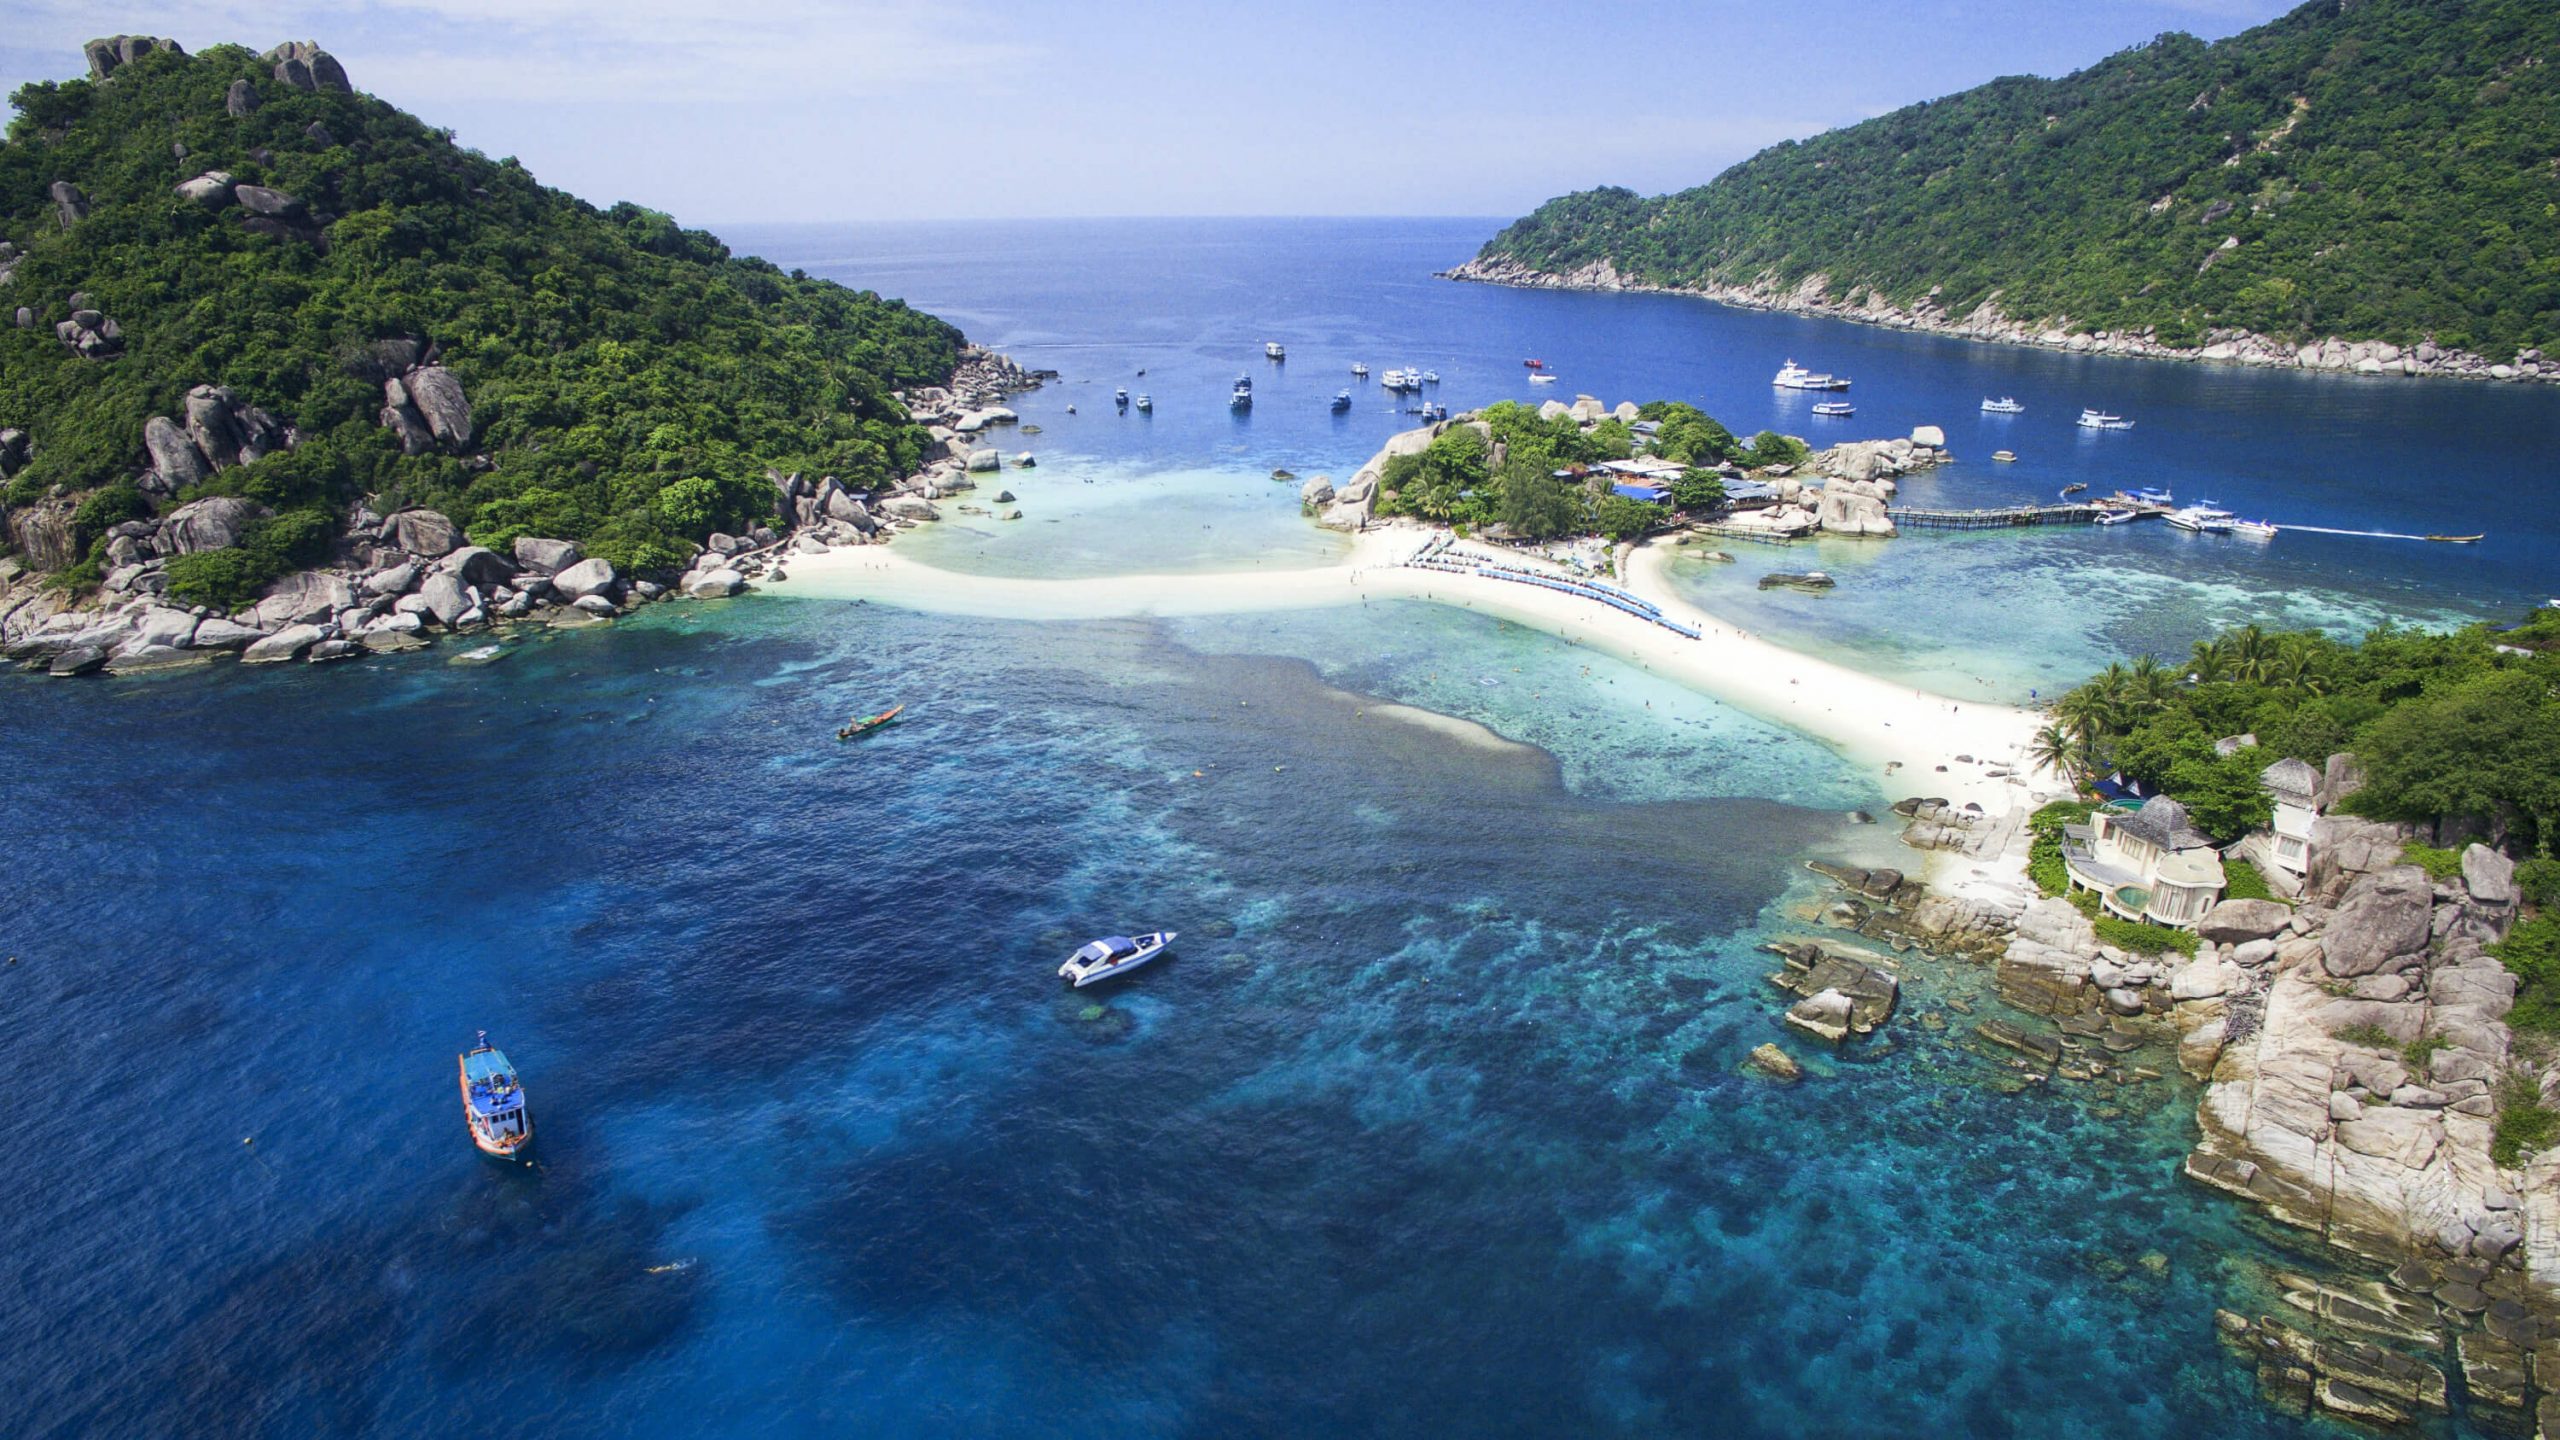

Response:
(13, 217), (2551, 1436)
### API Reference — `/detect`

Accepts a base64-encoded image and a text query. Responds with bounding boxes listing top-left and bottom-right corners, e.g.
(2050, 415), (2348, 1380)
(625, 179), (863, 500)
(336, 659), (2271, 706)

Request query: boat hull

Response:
(1060, 931), (1176, 987)
(458, 1059), (532, 1158)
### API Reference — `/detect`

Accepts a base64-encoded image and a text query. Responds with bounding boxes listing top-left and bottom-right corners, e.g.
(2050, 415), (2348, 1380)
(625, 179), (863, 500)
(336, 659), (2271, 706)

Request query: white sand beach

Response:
(768, 526), (2058, 860)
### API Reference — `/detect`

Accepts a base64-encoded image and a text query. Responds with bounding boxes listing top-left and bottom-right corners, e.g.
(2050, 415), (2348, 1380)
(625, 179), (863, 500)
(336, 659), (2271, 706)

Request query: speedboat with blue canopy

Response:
(458, 1032), (532, 1158)
(1059, 931), (1175, 988)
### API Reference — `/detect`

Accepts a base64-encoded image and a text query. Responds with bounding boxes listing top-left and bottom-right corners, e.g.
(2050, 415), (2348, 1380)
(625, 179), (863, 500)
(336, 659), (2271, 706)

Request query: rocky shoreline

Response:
(1822, 809), (2560, 1433)
(0, 346), (1044, 678)
(1446, 255), (2560, 387)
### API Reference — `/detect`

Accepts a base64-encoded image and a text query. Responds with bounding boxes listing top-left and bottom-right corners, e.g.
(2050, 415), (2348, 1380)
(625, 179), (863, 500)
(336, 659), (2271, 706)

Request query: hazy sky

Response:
(5, 0), (2301, 224)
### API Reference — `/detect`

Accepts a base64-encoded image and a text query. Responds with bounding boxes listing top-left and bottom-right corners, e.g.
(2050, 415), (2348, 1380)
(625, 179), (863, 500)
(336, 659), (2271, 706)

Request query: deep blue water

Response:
(12, 217), (2554, 1437)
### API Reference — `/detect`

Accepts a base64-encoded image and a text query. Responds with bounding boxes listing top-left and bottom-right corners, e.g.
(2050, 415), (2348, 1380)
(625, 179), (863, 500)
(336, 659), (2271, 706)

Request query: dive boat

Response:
(1134, 393), (1152, 412)
(1981, 397), (2025, 414)
(837, 703), (903, 741)
(1351, 362), (1369, 377)
(1265, 341), (1286, 360)
(1331, 390), (1352, 412)
(2229, 518), (2278, 539)
(459, 1033), (532, 1159)
(2127, 486), (2174, 505)
(1523, 358), (1545, 369)
(1059, 931), (1176, 987)
(2164, 503), (2236, 534)
(2059, 482), (2086, 495)
(1419, 400), (1448, 421)
(1230, 375), (1253, 410)
(1527, 372), (1558, 385)
(2077, 408), (2135, 431)
(1114, 387), (1129, 409)
(1774, 360), (1851, 392)
(1993, 450), (2017, 462)
(2094, 509), (2138, 526)
(1421, 370), (1440, 384)
(1811, 401), (1855, 418)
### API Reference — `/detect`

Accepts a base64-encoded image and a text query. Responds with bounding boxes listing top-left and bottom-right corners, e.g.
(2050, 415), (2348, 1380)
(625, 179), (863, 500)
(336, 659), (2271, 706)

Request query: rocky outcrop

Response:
(160, 496), (270, 554)
(226, 78), (261, 117)
(264, 41), (352, 94)
(54, 306), (122, 360)
(82, 35), (182, 81)
(2320, 867), (2434, 977)
(386, 508), (460, 558)
(136, 387), (291, 493)
(1766, 940), (1900, 1042)
(1814, 477), (1895, 537)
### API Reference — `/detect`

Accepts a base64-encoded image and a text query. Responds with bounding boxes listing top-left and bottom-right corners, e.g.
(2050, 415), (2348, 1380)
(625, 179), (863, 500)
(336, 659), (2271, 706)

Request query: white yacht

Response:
(1351, 362), (1369, 377)
(2164, 503), (2235, 534)
(2078, 408), (2135, 431)
(1265, 341), (1286, 360)
(1774, 359), (1851, 392)
(1060, 931), (1176, 987)
(2229, 518), (2278, 539)
(1981, 397), (2025, 414)
(1811, 401), (1855, 417)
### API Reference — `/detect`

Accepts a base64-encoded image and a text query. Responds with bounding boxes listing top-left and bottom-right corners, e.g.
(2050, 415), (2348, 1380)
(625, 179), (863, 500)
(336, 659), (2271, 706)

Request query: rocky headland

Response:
(1824, 805), (2560, 1433)
(1446, 255), (2560, 387)
(1, 346), (1041, 677)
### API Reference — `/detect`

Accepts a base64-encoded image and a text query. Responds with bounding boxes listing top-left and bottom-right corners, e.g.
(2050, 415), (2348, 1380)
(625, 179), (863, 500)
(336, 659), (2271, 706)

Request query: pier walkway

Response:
(1884, 502), (2109, 530)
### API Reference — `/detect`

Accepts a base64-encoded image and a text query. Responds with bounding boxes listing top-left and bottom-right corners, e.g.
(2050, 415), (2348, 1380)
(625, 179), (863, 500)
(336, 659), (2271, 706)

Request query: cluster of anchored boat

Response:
(1105, 346), (1449, 417)
(1779, 359), (2144, 431)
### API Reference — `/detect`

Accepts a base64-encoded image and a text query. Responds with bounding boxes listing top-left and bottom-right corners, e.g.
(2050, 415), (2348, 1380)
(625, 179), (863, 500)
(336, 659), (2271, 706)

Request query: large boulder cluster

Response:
(263, 41), (352, 94)
(82, 35), (183, 81)
(141, 384), (293, 494)
(52, 289), (123, 360)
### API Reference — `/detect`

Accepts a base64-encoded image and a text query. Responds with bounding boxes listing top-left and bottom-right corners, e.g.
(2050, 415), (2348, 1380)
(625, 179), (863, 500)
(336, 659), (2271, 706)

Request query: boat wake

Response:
(2277, 525), (2439, 542)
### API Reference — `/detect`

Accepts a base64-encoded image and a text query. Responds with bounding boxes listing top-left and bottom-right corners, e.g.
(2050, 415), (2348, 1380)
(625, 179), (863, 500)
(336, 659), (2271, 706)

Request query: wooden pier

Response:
(1884, 502), (2109, 531)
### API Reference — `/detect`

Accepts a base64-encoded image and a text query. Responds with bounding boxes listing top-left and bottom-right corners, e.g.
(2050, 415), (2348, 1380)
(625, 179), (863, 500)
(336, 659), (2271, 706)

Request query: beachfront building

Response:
(2259, 756), (2321, 882)
(2059, 795), (2228, 929)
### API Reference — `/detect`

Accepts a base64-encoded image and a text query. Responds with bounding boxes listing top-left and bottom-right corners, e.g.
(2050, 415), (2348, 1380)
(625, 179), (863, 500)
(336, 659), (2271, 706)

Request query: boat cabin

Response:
(2059, 795), (2227, 929)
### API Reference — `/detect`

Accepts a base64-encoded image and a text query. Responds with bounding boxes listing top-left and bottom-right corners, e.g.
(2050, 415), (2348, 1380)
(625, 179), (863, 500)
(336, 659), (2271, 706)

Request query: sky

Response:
(2, 0), (2303, 225)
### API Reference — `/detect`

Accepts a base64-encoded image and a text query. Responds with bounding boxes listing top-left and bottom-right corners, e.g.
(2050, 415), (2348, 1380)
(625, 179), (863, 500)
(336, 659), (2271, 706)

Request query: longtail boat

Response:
(459, 1033), (532, 1159)
(2425, 534), (2484, 544)
(837, 704), (904, 741)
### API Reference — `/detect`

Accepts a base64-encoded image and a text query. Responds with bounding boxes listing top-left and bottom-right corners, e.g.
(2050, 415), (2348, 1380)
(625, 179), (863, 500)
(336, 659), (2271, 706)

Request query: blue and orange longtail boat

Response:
(458, 1032), (532, 1159)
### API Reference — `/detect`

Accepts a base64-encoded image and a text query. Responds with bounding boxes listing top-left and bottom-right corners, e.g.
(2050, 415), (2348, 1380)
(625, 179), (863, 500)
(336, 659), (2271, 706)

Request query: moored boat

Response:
(1351, 362), (1369, 377)
(1331, 389), (1352, 412)
(1134, 393), (1152, 412)
(459, 1033), (531, 1159)
(2077, 408), (2135, 431)
(1811, 401), (1854, 418)
(1059, 931), (1177, 987)
(2164, 503), (2236, 534)
(1527, 372), (1558, 385)
(2059, 482), (2085, 494)
(837, 703), (904, 741)
(1421, 370), (1440, 384)
(1265, 341), (1286, 360)
(2094, 508), (2138, 525)
(1230, 375), (1253, 409)
(1114, 387), (1129, 408)
(1774, 359), (1851, 392)
(1981, 397), (2025, 414)
(1993, 450), (2017, 462)
(2230, 518), (2278, 539)
(1523, 358), (1545, 369)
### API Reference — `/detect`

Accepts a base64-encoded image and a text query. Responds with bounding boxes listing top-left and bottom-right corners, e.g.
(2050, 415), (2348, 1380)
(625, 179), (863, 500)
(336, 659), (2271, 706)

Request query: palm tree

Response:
(2127, 654), (2175, 712)
(2056, 689), (2116, 752)
(2229, 624), (2276, 684)
(2029, 723), (2073, 779)
(2189, 638), (2228, 684)
(2275, 637), (2327, 695)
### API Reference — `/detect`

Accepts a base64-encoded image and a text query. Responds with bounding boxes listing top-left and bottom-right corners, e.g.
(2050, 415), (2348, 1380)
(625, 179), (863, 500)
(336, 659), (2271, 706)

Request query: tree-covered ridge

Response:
(0, 41), (962, 576)
(1477, 0), (2560, 358)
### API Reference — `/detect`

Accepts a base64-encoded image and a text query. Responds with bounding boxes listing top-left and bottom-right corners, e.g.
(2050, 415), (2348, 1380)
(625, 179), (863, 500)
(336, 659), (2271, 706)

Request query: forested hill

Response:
(0, 37), (961, 585)
(1470, 0), (2560, 362)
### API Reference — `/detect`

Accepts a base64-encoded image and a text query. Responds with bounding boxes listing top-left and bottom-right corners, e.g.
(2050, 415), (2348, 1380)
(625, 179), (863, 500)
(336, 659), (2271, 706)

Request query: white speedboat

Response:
(1811, 401), (1855, 418)
(2078, 408), (2135, 431)
(1774, 359), (1851, 391)
(1266, 341), (1286, 360)
(1114, 387), (1129, 408)
(1351, 362), (1369, 377)
(1527, 372), (1558, 385)
(1421, 370), (1440, 384)
(2094, 509), (2138, 525)
(1134, 393), (1152, 412)
(1981, 396), (2024, 414)
(2229, 518), (2277, 539)
(1060, 931), (1176, 987)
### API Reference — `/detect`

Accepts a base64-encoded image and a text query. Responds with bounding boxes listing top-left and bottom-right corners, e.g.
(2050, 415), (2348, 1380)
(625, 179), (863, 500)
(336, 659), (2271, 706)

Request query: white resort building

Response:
(2059, 795), (2229, 929)
(2260, 756), (2322, 883)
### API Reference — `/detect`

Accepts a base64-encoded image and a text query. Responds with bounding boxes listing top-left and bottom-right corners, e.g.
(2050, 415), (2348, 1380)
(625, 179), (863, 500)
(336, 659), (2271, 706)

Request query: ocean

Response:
(4, 217), (2548, 1438)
